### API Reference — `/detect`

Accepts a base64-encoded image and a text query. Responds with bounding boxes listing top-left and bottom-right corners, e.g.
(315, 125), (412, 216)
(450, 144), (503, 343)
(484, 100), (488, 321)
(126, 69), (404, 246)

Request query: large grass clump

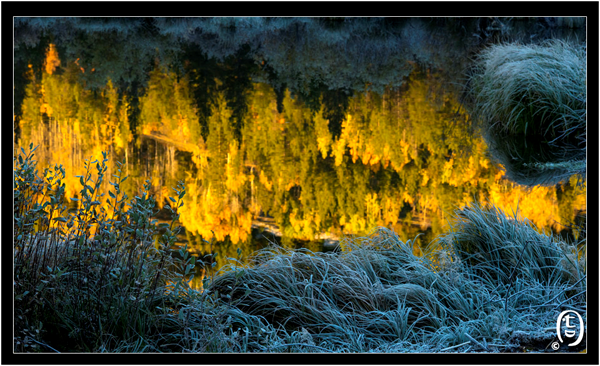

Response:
(206, 204), (586, 352)
(470, 39), (586, 140)
(436, 203), (585, 293)
(469, 40), (586, 186)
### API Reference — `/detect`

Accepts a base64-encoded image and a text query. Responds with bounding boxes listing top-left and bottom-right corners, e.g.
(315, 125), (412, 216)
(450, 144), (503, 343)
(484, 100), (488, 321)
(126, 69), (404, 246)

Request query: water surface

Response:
(14, 17), (587, 285)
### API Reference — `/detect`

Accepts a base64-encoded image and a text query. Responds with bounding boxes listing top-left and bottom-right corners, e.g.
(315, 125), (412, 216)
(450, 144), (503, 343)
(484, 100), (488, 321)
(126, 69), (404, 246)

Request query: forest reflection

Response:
(15, 42), (586, 275)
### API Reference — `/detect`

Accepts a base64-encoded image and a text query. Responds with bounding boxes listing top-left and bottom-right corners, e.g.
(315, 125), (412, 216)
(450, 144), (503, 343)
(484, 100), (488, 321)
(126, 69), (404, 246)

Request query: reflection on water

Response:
(14, 18), (586, 278)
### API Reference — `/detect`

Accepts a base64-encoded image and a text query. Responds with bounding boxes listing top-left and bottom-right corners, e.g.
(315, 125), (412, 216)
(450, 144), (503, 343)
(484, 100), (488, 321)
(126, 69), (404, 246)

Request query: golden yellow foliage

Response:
(365, 193), (381, 225)
(421, 170), (430, 186)
(403, 191), (415, 206)
(382, 197), (401, 226)
(259, 170), (273, 191)
(225, 141), (247, 193)
(44, 44), (61, 75)
(314, 108), (332, 159)
(332, 138), (347, 166)
(16, 58), (586, 257)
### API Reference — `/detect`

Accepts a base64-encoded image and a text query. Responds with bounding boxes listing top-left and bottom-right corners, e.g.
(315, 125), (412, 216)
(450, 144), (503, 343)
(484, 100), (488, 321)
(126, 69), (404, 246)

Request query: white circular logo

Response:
(556, 310), (584, 347)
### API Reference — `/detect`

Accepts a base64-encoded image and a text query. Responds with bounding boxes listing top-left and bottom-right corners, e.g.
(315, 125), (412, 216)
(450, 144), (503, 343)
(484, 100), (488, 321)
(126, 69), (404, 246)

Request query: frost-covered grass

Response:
(205, 203), (586, 352)
(469, 40), (586, 187)
(470, 40), (585, 140)
(14, 147), (586, 353)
